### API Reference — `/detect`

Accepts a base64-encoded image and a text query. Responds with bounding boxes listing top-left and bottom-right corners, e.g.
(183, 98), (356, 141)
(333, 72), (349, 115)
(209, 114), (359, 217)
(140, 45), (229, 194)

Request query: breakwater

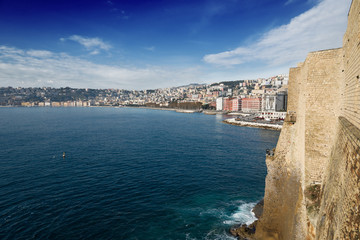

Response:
(223, 118), (282, 131)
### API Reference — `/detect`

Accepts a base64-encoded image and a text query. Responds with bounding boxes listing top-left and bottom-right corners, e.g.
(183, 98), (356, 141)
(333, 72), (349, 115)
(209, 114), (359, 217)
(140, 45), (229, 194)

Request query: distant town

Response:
(0, 74), (288, 120)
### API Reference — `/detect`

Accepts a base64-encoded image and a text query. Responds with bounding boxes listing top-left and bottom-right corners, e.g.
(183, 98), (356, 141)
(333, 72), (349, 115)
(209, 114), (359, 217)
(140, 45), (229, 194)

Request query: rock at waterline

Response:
(230, 199), (264, 239)
(252, 199), (264, 219)
(230, 221), (257, 240)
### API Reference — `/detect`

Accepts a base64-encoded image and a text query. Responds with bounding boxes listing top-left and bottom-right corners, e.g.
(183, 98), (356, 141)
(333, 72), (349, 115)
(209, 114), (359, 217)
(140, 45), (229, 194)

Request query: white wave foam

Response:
(186, 231), (237, 240)
(205, 230), (237, 240)
(190, 201), (258, 240)
(223, 202), (257, 225)
(199, 208), (224, 217)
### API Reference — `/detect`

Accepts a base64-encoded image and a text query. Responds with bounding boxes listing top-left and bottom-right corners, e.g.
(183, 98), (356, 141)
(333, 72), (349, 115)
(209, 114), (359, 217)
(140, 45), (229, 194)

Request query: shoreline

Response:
(223, 118), (282, 131)
(1, 105), (283, 131)
(230, 199), (264, 240)
(131, 106), (203, 113)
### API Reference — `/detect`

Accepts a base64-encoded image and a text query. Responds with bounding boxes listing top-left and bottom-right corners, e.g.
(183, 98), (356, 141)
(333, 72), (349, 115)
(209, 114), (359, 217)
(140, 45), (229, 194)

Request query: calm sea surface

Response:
(0, 107), (279, 240)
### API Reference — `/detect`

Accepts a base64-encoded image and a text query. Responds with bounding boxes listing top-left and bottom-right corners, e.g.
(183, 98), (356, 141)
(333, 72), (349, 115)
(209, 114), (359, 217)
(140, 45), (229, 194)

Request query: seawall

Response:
(223, 118), (282, 131)
(254, 1), (360, 239)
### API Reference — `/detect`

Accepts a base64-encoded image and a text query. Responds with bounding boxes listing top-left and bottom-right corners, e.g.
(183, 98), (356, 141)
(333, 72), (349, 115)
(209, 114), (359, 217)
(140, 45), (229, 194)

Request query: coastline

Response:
(229, 199), (264, 240)
(132, 106), (202, 113)
(223, 118), (282, 131)
(1, 105), (283, 131)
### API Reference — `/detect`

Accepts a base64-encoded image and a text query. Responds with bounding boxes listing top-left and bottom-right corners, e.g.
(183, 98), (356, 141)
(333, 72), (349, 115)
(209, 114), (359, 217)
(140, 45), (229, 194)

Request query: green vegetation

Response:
(305, 184), (321, 214)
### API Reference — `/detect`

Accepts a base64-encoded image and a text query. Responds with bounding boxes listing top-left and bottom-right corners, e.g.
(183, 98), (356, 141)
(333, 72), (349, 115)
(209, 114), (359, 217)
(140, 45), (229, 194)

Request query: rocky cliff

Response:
(254, 1), (360, 239)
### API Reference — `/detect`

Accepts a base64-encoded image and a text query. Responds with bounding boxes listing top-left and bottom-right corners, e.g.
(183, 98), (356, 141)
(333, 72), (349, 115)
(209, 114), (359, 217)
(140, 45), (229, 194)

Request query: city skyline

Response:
(0, 0), (352, 90)
(0, 74), (289, 109)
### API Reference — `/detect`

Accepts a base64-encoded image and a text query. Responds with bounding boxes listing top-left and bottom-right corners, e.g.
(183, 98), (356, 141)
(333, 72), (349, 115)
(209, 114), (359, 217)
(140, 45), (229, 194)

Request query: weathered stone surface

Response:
(252, 199), (264, 219)
(230, 221), (257, 240)
(254, 1), (360, 239)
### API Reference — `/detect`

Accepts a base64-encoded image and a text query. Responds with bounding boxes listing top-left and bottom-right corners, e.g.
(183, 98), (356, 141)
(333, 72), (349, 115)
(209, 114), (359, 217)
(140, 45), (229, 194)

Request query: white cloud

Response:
(89, 50), (100, 55)
(62, 35), (112, 54)
(0, 46), (202, 90)
(203, 0), (351, 67)
(26, 50), (53, 58)
(144, 46), (155, 51)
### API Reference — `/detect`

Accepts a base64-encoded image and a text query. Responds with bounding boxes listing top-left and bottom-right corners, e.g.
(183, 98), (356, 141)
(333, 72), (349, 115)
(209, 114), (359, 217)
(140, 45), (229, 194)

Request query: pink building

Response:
(223, 97), (241, 112)
(231, 98), (241, 112)
(241, 98), (262, 112)
(223, 97), (232, 111)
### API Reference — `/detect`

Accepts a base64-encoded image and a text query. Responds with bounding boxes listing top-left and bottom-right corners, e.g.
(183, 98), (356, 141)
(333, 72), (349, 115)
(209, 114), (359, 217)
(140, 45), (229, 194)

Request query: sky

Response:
(0, 0), (353, 90)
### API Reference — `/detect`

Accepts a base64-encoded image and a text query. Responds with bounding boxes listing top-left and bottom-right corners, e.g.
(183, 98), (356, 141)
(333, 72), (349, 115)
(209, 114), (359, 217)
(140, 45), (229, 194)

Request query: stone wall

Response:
(343, 0), (360, 130)
(316, 117), (360, 239)
(287, 67), (301, 112)
(303, 49), (343, 185)
(255, 63), (308, 240)
(256, 1), (360, 239)
(256, 48), (343, 240)
(315, 0), (360, 237)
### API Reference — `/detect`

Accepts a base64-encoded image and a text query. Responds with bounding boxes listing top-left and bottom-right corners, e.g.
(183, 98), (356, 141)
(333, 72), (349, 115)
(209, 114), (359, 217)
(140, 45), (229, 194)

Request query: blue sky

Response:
(0, 0), (352, 89)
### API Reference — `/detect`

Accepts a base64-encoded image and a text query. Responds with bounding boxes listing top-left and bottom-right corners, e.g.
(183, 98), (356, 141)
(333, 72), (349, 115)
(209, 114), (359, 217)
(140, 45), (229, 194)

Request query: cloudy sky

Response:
(0, 0), (352, 90)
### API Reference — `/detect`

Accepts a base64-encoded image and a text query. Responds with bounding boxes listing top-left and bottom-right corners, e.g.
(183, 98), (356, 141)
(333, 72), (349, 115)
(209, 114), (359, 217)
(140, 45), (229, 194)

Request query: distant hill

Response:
(210, 80), (245, 88)
(177, 83), (207, 88)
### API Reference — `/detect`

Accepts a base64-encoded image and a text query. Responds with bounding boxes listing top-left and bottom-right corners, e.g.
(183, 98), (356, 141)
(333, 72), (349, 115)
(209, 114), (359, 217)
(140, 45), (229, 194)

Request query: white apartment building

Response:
(216, 97), (223, 111)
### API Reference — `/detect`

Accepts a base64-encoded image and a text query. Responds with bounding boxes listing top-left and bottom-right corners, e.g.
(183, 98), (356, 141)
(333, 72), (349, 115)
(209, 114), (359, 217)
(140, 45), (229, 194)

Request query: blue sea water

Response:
(0, 107), (279, 240)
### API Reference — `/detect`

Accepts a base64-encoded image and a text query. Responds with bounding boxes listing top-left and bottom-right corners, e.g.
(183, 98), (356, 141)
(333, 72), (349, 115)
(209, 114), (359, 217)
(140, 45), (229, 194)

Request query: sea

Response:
(0, 107), (279, 240)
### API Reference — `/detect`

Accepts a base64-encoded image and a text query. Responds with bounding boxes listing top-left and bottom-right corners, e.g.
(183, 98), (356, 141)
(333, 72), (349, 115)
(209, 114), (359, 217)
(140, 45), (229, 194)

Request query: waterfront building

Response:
(260, 111), (287, 120)
(260, 92), (288, 119)
(21, 102), (32, 107)
(51, 102), (61, 107)
(241, 97), (262, 112)
(275, 91), (287, 111)
(231, 98), (241, 112)
(216, 97), (223, 111)
(222, 97), (232, 111)
(262, 94), (276, 112)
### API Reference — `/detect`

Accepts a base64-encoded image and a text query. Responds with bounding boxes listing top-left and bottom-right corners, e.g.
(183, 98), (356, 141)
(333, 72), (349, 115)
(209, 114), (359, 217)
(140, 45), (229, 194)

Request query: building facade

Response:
(216, 97), (223, 111)
(241, 98), (262, 112)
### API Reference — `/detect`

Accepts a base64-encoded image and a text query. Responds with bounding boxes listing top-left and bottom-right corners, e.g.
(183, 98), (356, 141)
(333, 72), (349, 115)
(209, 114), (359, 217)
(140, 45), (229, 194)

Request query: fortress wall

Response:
(256, 48), (342, 239)
(256, 1), (360, 239)
(316, 117), (360, 239)
(303, 49), (343, 185)
(255, 121), (306, 240)
(343, 0), (360, 130)
(255, 65), (308, 240)
(256, 38), (343, 240)
(287, 67), (302, 112)
(315, 1), (360, 238)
